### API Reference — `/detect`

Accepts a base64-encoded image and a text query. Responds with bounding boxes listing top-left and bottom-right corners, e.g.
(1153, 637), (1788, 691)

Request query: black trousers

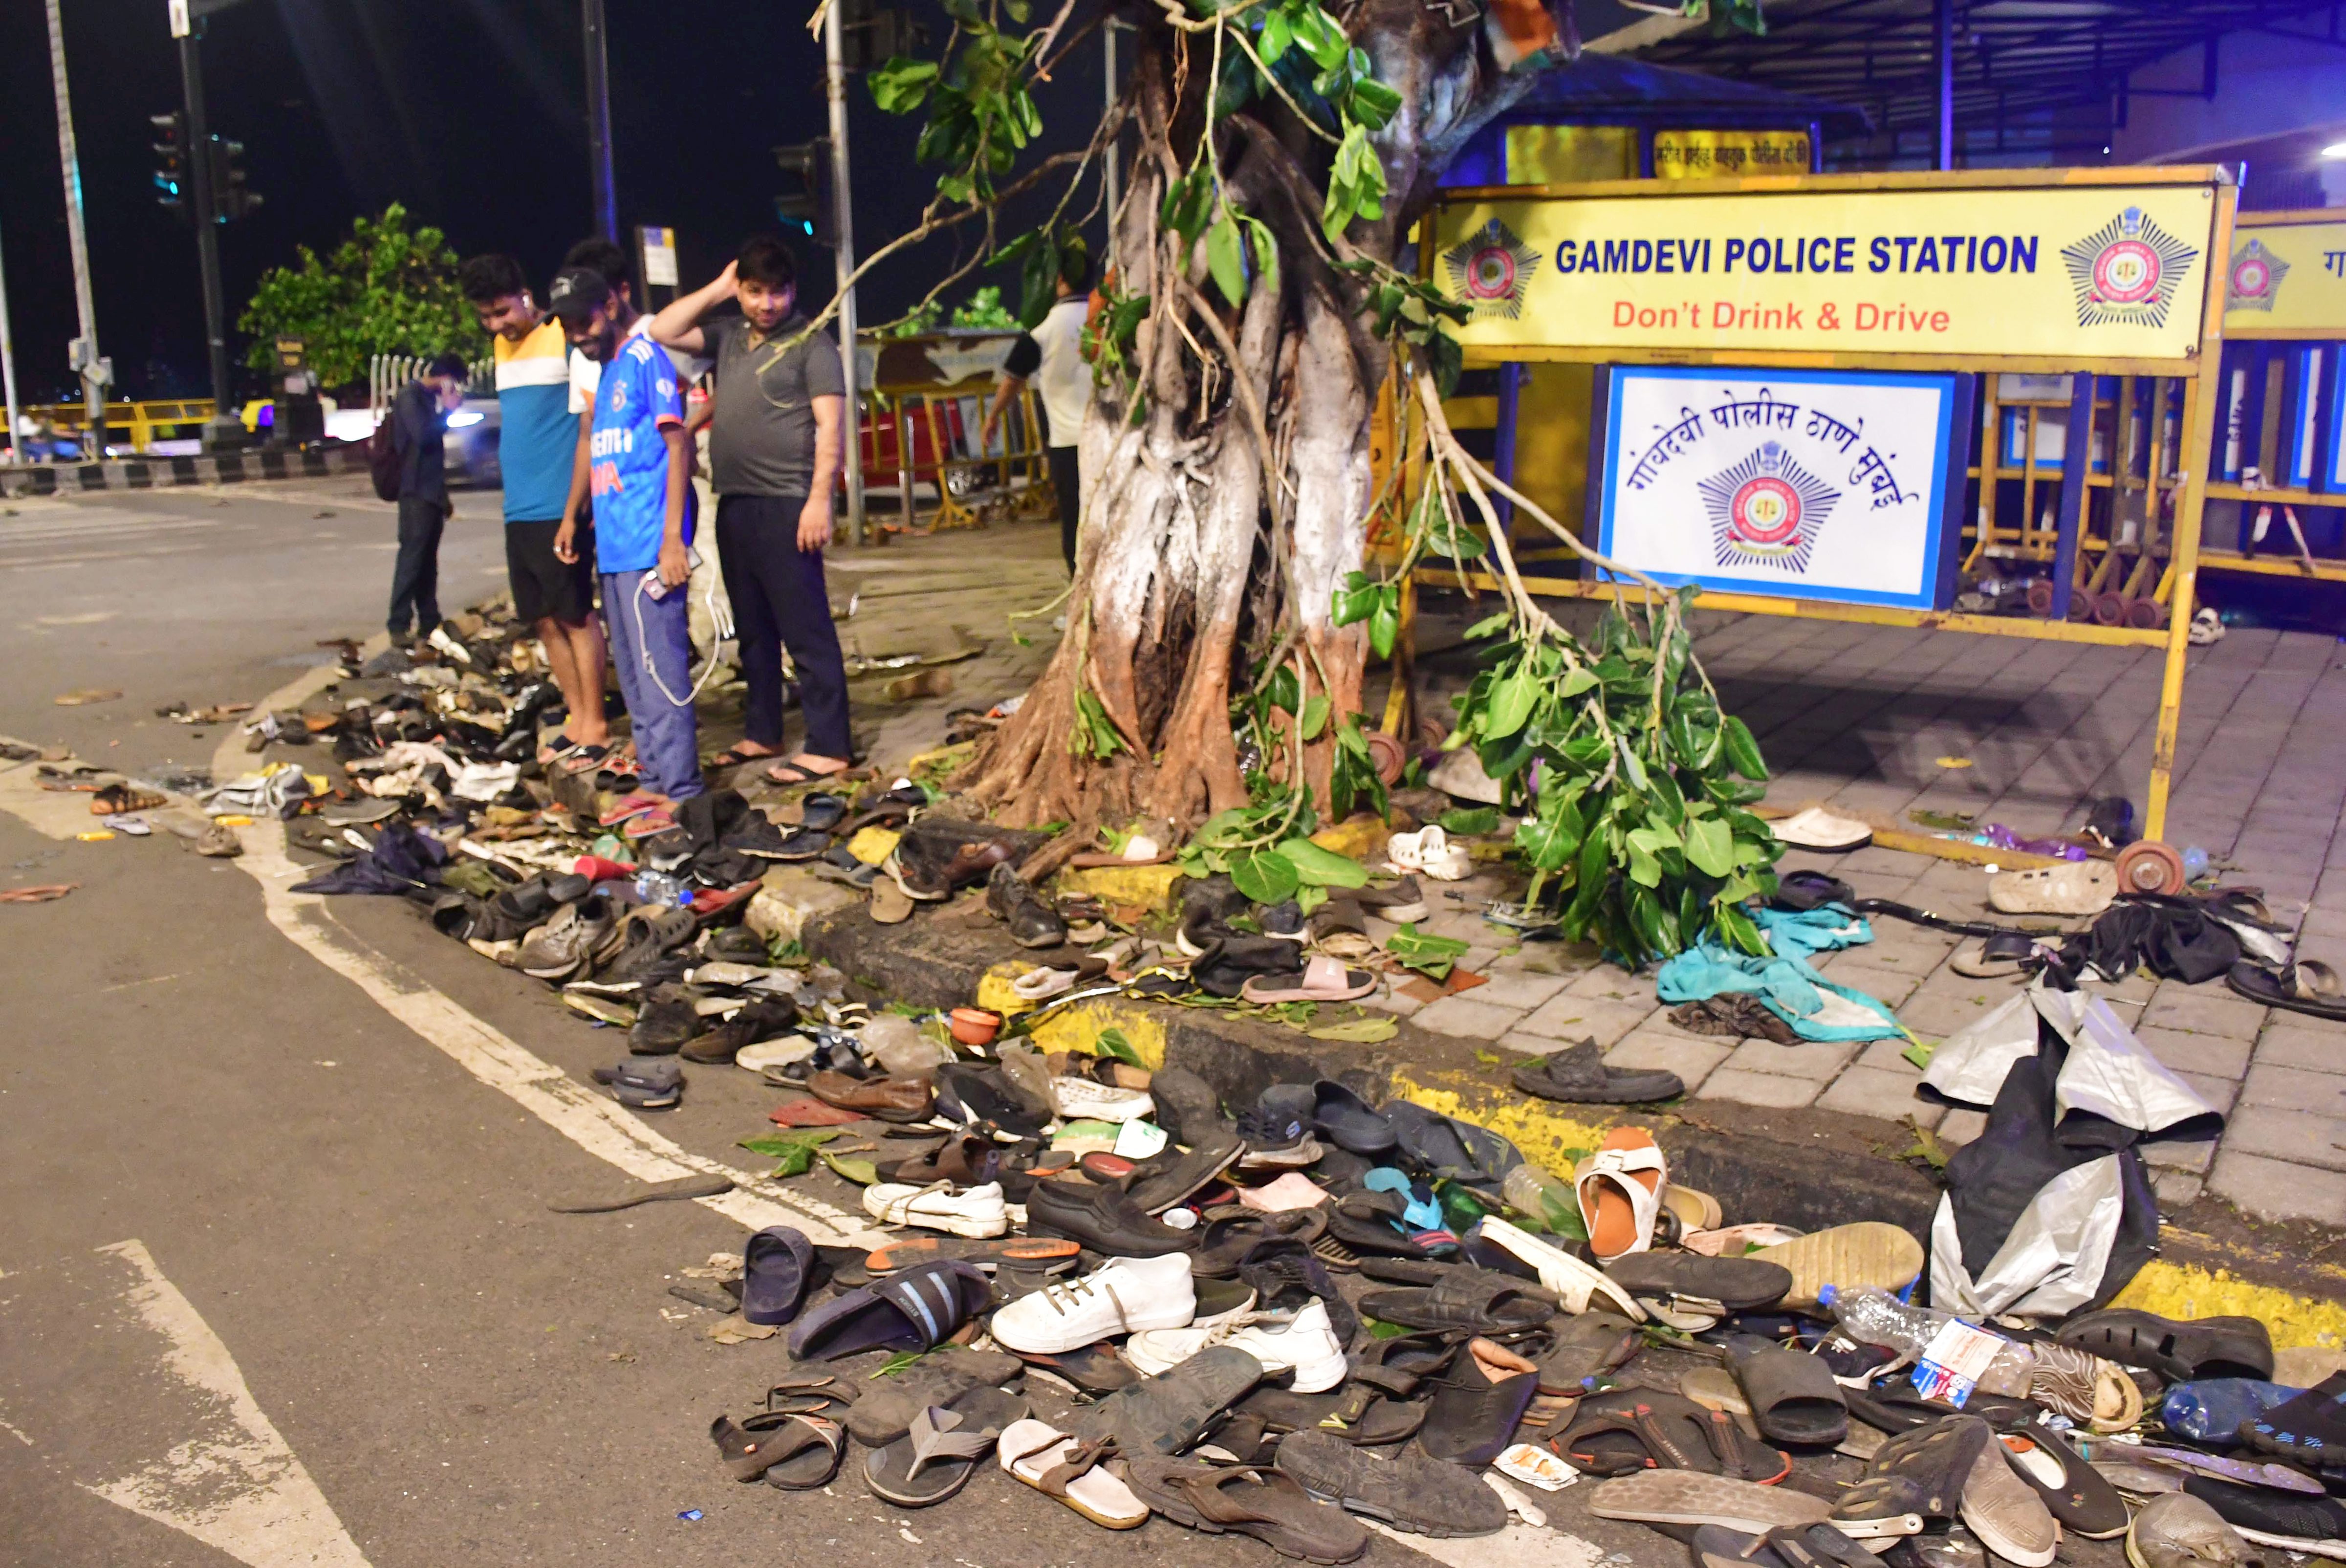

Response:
(1047, 444), (1081, 573)
(389, 496), (445, 635)
(715, 493), (852, 760)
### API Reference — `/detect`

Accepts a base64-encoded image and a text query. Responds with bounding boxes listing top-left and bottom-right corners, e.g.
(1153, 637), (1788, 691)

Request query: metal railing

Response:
(17, 398), (217, 456)
(368, 354), (495, 412)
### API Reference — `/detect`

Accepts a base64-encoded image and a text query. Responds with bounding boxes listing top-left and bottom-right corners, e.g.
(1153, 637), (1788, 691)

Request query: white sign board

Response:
(1591, 366), (1970, 611)
(638, 226), (679, 288)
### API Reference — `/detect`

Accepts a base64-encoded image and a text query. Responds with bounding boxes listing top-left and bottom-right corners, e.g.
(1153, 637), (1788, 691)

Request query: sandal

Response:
(709, 1410), (845, 1487)
(707, 743), (782, 771)
(1238, 955), (1378, 1005)
(2227, 959), (2346, 1022)
(1124, 1458), (1370, 1564)
(997, 1421), (1148, 1528)
(555, 743), (615, 778)
(1951, 933), (2042, 979)
(862, 1389), (1027, 1507)
(766, 759), (848, 787)
(91, 782), (166, 815)
(1575, 1127), (1668, 1262)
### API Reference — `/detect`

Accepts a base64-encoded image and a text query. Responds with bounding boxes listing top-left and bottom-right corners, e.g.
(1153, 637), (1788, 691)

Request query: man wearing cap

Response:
(551, 266), (703, 826)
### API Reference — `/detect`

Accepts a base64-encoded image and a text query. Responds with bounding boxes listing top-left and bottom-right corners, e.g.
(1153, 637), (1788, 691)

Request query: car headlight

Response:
(447, 410), (485, 429)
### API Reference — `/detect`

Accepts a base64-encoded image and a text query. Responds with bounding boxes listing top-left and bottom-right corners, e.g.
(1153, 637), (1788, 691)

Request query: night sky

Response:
(0, 0), (1115, 403)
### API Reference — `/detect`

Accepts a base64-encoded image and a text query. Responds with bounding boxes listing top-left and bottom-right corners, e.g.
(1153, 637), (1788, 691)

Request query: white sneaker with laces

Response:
(861, 1180), (1009, 1238)
(988, 1253), (1195, 1354)
(1124, 1299), (1349, 1393)
(1049, 1078), (1156, 1123)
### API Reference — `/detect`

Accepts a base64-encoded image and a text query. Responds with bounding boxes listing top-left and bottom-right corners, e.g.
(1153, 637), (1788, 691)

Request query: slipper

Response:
(91, 782), (166, 815)
(1540, 1309), (1643, 1394)
(1556, 1388), (1791, 1482)
(1750, 1222), (1923, 1312)
(1952, 933), (2042, 979)
(1835, 1412), (1990, 1526)
(1576, 1126), (1667, 1262)
(710, 1410), (845, 1487)
(1728, 1338), (1849, 1446)
(1684, 1223), (1803, 1257)
(863, 1388), (1029, 1507)
(1240, 956), (1378, 1004)
(1473, 1217), (1647, 1321)
(1682, 1368), (1761, 1436)
(555, 743), (615, 778)
(1420, 1339), (1542, 1467)
(1988, 861), (2117, 916)
(865, 1235), (1079, 1273)
(1996, 1428), (2129, 1538)
(1607, 1252), (1794, 1314)
(1661, 1183), (1724, 1232)
(546, 1173), (736, 1213)
(1586, 1470), (1836, 1535)
(2227, 959), (2346, 1022)
(1771, 807), (1873, 852)
(767, 759), (847, 787)
(597, 791), (665, 827)
(706, 743), (782, 771)
(1690, 1523), (1879, 1568)
(870, 878), (914, 924)
(1382, 1102), (1523, 1189)
(741, 1225), (816, 1325)
(1273, 1430), (1508, 1537)
(786, 1259), (994, 1360)
(1123, 1457), (1370, 1564)
(997, 1419), (1149, 1528)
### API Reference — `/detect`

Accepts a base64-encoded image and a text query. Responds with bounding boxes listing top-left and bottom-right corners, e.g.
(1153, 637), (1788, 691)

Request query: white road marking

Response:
(1368, 1522), (1607, 1568)
(66, 1240), (369, 1567)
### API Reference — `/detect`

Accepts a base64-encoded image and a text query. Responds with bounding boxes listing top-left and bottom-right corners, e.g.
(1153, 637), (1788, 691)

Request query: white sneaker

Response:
(989, 1253), (1196, 1354)
(861, 1180), (1009, 1238)
(1050, 1078), (1155, 1124)
(1125, 1299), (1349, 1393)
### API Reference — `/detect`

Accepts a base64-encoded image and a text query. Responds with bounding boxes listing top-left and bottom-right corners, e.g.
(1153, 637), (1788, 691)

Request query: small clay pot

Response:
(948, 1006), (1001, 1047)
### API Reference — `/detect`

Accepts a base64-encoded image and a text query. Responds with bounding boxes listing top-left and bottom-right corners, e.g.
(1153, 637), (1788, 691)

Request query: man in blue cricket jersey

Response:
(460, 253), (609, 765)
(549, 266), (702, 832)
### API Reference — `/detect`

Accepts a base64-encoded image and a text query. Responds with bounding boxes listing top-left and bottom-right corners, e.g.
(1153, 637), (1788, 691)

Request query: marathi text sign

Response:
(2225, 219), (2346, 334)
(1434, 182), (2218, 363)
(1652, 130), (1812, 180)
(1593, 367), (1967, 610)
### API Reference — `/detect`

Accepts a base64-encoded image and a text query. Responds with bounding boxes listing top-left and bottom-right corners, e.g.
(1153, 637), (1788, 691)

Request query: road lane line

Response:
(82, 1239), (373, 1568)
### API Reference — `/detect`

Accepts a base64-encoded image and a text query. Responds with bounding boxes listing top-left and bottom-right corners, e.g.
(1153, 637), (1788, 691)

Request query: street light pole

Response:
(45, 0), (108, 447)
(583, 0), (618, 242)
(1104, 21), (1123, 227)
(0, 212), (22, 467)
(824, 0), (866, 544)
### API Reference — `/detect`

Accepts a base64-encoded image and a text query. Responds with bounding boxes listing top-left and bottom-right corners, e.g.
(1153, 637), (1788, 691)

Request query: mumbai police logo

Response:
(1440, 219), (1541, 320)
(2062, 206), (2199, 329)
(1697, 440), (1840, 573)
(2227, 238), (2289, 313)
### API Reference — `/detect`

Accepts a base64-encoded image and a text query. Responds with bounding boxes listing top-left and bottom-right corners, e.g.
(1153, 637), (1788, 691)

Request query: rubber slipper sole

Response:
(1752, 1222), (1923, 1312)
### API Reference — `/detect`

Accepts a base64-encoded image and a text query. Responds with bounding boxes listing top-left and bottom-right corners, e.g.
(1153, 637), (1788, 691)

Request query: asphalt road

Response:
(0, 478), (2122, 1568)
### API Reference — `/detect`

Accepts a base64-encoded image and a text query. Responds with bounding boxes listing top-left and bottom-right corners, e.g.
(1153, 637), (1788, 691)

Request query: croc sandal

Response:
(997, 1421), (1148, 1528)
(741, 1225), (816, 1325)
(863, 1388), (1028, 1507)
(709, 1410), (844, 1487)
(2227, 960), (2346, 1023)
(1750, 1222), (1923, 1312)
(1575, 1127), (1667, 1262)
(1123, 1458), (1370, 1565)
(2056, 1307), (2275, 1383)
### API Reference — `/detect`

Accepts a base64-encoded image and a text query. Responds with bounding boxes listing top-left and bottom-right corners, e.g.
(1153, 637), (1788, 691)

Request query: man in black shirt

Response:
(387, 352), (468, 644)
(648, 237), (852, 785)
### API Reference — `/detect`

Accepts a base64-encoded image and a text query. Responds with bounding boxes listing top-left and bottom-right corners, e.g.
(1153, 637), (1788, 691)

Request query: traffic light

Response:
(774, 139), (834, 247)
(151, 111), (189, 222)
(209, 135), (260, 222)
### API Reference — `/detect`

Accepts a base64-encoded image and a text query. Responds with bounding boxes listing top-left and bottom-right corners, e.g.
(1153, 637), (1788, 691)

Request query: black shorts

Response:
(505, 520), (595, 626)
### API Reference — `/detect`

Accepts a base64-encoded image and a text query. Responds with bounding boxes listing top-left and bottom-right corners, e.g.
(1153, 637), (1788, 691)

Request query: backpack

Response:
(367, 402), (402, 501)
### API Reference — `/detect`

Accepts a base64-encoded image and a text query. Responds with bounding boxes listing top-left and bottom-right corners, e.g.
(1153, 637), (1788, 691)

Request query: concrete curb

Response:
(0, 444), (369, 498)
(801, 898), (2346, 1336)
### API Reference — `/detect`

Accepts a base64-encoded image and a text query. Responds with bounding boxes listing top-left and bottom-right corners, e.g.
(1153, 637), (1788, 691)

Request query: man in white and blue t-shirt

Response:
(551, 266), (702, 830)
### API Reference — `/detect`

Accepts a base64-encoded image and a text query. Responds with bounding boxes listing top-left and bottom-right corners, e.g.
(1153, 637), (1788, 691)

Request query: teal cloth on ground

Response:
(1751, 903), (1873, 960)
(1656, 939), (1902, 1041)
(1364, 1168), (1443, 1230)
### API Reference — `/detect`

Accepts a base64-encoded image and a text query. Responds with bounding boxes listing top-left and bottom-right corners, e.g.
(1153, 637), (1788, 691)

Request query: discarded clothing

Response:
(1655, 940), (1900, 1042)
(2049, 893), (2290, 986)
(290, 823), (449, 896)
(1750, 903), (1873, 961)
(1923, 982), (2222, 1317)
(201, 765), (315, 821)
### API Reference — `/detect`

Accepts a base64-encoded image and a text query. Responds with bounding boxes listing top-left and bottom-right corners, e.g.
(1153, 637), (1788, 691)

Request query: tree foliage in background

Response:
(237, 204), (484, 388)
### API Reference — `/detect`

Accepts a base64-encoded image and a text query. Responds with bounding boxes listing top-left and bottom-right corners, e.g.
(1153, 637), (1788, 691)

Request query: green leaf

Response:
(1683, 817), (1735, 877)
(738, 1128), (841, 1178)
(1275, 838), (1369, 888)
(1625, 837), (1662, 888)
(1259, 7), (1293, 61)
(1714, 902), (1768, 956)
(1721, 716), (1770, 781)
(1265, 663), (1302, 715)
(1368, 587), (1401, 660)
(816, 1149), (879, 1186)
(1299, 694), (1331, 741)
(1093, 1027), (1145, 1067)
(1307, 1015), (1399, 1043)
(1207, 209), (1249, 308)
(1464, 610), (1512, 640)
(1484, 669), (1538, 740)
(1295, 883), (1328, 915)
(1438, 806), (1500, 835)
(1617, 738), (1649, 792)
(1386, 923), (1470, 961)
(1230, 848), (1301, 904)
(1242, 216), (1280, 298)
(868, 57), (940, 114)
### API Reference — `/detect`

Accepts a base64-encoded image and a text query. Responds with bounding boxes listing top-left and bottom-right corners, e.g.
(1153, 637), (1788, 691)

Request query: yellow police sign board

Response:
(2223, 215), (2346, 336)
(1432, 175), (2221, 365)
(1651, 130), (1812, 180)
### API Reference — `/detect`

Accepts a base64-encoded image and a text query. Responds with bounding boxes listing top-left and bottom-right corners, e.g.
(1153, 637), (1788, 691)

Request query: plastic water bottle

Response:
(1502, 1163), (1583, 1237)
(633, 870), (689, 906)
(2182, 846), (2210, 881)
(1817, 1285), (2037, 1397)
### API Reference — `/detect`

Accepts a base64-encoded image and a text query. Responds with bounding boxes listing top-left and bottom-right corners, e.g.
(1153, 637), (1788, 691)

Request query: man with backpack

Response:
(378, 352), (468, 646)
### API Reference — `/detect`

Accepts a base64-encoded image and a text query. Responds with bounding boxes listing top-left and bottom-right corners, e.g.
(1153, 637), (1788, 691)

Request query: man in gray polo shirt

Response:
(648, 236), (851, 785)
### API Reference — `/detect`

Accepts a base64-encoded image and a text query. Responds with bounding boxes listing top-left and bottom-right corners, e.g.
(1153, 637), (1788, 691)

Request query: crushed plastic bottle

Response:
(633, 870), (689, 906)
(1817, 1285), (2036, 1399)
(2182, 846), (2210, 881)
(1501, 1163), (1585, 1239)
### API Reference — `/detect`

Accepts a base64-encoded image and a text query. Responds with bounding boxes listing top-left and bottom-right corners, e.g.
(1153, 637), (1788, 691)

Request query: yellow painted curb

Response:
(2110, 1261), (2346, 1350)
(974, 959), (1038, 1020)
(1310, 813), (1393, 863)
(1057, 863), (1187, 913)
(847, 826), (902, 866)
(1031, 998), (1169, 1070)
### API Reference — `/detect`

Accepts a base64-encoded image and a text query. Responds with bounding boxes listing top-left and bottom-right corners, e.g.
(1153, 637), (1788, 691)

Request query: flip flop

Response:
(1770, 807), (1873, 852)
(1123, 1457), (1370, 1564)
(1239, 956), (1379, 1004)
(1586, 1470), (1835, 1534)
(863, 1388), (1028, 1507)
(1728, 1339), (1849, 1446)
(2227, 960), (2346, 1022)
(709, 1410), (846, 1488)
(866, 1235), (1080, 1273)
(546, 1173), (737, 1213)
(767, 759), (848, 787)
(1661, 1183), (1724, 1232)
(741, 1226), (817, 1326)
(997, 1420), (1149, 1528)
(1952, 933), (2042, 979)
(707, 743), (783, 770)
(1750, 1222), (1923, 1312)
(1988, 861), (2117, 916)
(1576, 1127), (1667, 1262)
